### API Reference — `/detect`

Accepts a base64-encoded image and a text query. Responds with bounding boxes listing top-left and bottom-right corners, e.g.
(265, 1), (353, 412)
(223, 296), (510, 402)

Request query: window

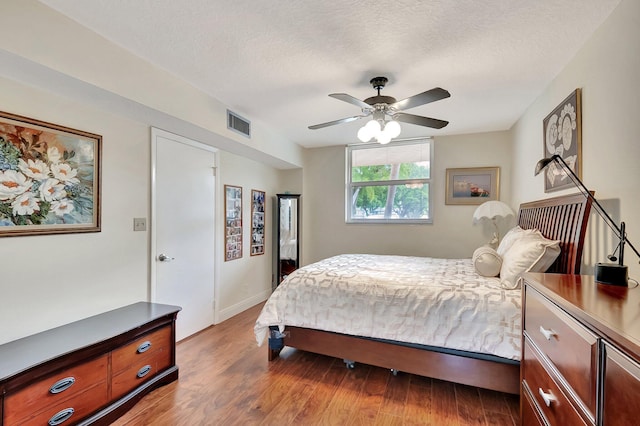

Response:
(346, 139), (433, 223)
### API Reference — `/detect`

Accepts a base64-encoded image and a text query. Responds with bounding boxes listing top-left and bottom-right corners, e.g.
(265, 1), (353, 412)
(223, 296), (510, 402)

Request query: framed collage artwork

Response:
(250, 189), (265, 256)
(224, 184), (242, 261)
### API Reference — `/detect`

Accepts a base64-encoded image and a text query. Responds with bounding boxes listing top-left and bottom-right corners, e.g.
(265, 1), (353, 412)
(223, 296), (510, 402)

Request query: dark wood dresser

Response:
(0, 302), (180, 425)
(521, 273), (640, 425)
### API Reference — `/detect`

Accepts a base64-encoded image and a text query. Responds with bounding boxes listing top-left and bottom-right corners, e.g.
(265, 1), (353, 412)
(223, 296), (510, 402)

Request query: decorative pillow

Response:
(500, 231), (561, 289)
(472, 246), (502, 277)
(496, 226), (535, 257)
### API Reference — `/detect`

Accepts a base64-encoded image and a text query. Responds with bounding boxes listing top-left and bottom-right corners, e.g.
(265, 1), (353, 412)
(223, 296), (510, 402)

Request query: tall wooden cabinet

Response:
(0, 302), (180, 425)
(274, 194), (300, 287)
(521, 273), (640, 425)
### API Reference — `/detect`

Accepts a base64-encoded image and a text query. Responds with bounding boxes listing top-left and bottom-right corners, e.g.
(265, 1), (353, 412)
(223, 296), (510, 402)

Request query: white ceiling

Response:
(39, 0), (620, 148)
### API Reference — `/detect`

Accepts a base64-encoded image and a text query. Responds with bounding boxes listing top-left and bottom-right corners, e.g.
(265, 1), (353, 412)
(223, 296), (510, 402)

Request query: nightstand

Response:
(521, 273), (640, 425)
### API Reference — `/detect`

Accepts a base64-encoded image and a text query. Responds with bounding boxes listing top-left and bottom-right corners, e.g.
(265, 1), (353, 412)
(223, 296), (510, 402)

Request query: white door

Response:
(151, 128), (216, 341)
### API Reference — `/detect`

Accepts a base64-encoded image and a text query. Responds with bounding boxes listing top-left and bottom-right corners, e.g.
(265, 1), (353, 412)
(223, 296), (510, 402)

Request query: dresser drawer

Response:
(522, 338), (588, 426)
(112, 326), (172, 374)
(4, 354), (109, 425)
(524, 286), (597, 414)
(6, 384), (109, 426)
(111, 348), (172, 399)
(522, 383), (549, 426)
(601, 342), (640, 425)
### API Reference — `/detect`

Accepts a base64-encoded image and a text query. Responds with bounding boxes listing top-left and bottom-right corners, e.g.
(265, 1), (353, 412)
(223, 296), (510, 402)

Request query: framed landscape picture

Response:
(542, 88), (582, 192)
(445, 167), (500, 205)
(0, 111), (101, 237)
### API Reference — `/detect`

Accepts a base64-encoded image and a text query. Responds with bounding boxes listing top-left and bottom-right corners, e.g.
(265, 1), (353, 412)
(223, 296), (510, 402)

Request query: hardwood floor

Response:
(113, 303), (520, 425)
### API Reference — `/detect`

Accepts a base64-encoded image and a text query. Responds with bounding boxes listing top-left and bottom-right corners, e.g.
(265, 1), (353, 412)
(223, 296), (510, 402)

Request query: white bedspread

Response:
(254, 254), (522, 360)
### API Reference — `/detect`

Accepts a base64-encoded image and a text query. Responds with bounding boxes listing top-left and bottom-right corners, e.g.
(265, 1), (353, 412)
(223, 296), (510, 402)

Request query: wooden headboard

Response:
(517, 192), (593, 275)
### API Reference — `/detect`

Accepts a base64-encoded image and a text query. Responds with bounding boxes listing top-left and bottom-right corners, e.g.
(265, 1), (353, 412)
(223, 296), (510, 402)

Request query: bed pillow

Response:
(500, 231), (561, 289)
(472, 246), (502, 277)
(496, 226), (537, 257)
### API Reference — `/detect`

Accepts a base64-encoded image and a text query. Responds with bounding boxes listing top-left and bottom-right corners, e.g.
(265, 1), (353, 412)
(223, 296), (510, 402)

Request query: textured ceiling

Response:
(39, 0), (621, 148)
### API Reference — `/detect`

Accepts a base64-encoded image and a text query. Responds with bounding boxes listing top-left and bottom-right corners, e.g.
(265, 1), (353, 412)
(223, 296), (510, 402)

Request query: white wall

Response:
(0, 1), (303, 344)
(302, 131), (512, 264)
(0, 77), (150, 344)
(0, 71), (301, 343)
(511, 0), (639, 279)
(0, 73), (297, 344)
(0, 0), (303, 170)
(214, 151), (298, 322)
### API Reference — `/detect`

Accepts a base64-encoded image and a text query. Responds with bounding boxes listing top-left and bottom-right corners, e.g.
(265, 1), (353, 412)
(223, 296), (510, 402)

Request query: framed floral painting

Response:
(0, 111), (101, 237)
(542, 89), (582, 192)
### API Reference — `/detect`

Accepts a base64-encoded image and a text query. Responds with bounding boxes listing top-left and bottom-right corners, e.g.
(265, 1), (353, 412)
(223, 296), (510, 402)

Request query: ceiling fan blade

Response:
(389, 87), (451, 111)
(308, 115), (366, 130)
(394, 112), (449, 129)
(329, 93), (372, 109)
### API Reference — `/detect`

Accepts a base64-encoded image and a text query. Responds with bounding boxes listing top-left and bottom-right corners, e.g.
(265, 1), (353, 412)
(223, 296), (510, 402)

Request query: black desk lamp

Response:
(535, 154), (639, 286)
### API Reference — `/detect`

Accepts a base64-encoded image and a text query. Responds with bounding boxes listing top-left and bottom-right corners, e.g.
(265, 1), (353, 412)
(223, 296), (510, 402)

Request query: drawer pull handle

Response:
(538, 388), (557, 407)
(49, 376), (75, 394)
(539, 326), (557, 340)
(137, 340), (152, 353)
(137, 364), (152, 378)
(48, 408), (74, 425)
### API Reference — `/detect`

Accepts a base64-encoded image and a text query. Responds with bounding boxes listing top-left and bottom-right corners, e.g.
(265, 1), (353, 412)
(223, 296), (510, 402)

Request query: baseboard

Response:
(215, 289), (270, 323)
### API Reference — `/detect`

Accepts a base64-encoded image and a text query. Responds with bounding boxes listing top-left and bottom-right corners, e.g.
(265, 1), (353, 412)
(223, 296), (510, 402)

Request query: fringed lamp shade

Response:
(473, 201), (515, 246)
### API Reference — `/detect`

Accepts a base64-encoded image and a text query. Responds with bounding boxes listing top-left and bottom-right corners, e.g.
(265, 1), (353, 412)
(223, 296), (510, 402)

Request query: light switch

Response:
(133, 217), (147, 231)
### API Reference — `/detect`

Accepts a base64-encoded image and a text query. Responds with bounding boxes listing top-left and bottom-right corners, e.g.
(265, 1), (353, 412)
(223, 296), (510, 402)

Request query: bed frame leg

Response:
(268, 348), (281, 361)
(268, 326), (285, 361)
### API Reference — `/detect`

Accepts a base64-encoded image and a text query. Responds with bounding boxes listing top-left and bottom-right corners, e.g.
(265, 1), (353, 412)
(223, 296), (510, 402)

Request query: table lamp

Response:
(535, 154), (639, 286)
(473, 201), (515, 247)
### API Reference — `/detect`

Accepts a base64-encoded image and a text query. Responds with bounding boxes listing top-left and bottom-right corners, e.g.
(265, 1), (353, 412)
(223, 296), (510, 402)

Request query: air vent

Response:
(227, 110), (251, 138)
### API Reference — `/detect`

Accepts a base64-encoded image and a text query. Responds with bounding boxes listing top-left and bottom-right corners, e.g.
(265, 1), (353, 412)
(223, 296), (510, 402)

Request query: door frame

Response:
(150, 127), (218, 305)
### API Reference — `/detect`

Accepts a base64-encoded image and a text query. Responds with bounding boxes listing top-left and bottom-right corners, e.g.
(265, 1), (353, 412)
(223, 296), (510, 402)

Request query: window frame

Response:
(345, 138), (434, 224)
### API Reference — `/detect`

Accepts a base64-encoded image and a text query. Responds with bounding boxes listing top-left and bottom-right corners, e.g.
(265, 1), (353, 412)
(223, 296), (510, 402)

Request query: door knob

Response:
(158, 253), (175, 262)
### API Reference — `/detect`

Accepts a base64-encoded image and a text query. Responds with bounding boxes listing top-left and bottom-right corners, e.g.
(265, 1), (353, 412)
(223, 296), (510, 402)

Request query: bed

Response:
(255, 193), (592, 394)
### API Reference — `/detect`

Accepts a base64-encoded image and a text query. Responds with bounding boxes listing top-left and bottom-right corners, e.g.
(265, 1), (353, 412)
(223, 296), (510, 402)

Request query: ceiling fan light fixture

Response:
(357, 126), (373, 142)
(358, 118), (401, 145)
(377, 133), (392, 144)
(365, 119), (381, 133)
(308, 77), (449, 141)
(383, 120), (401, 138)
(358, 118), (399, 144)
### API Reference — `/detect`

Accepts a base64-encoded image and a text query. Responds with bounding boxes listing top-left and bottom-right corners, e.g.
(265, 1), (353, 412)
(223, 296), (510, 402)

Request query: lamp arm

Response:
(620, 222), (640, 265)
(551, 155), (640, 264)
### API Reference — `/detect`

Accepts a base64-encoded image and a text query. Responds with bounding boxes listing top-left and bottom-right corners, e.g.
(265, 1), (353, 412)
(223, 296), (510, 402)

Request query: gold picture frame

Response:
(445, 167), (500, 205)
(0, 111), (101, 237)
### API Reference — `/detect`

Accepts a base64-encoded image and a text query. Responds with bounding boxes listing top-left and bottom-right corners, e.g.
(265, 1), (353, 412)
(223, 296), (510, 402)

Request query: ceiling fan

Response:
(308, 76), (450, 143)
